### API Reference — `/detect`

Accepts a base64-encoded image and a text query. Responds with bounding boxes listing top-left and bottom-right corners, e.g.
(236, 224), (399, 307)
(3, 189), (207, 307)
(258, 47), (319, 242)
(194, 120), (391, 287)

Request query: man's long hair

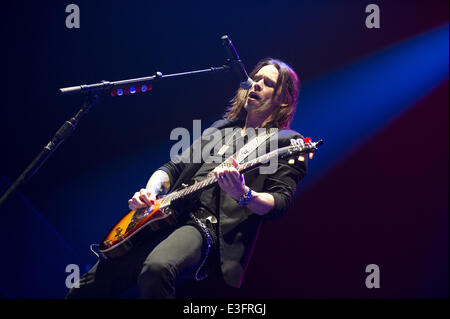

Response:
(224, 58), (300, 129)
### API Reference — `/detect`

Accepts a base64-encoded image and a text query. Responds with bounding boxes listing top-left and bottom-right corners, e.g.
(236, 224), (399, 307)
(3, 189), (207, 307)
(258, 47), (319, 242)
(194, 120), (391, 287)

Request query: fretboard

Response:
(162, 146), (289, 205)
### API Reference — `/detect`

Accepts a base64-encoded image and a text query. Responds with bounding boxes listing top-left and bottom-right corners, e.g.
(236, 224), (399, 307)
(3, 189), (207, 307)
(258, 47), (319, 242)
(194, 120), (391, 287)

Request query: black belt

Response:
(188, 208), (218, 281)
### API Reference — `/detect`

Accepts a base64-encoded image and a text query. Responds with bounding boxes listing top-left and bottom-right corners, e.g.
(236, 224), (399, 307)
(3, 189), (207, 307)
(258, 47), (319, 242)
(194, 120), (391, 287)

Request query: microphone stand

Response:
(58, 66), (229, 95)
(0, 65), (230, 208)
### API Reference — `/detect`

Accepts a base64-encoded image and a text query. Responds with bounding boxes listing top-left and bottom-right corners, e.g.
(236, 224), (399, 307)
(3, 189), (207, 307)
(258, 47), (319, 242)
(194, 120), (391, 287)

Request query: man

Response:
(66, 58), (307, 299)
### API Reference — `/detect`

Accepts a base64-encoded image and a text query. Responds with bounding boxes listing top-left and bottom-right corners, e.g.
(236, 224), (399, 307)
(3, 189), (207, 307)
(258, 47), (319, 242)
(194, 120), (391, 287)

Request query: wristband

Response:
(237, 188), (252, 207)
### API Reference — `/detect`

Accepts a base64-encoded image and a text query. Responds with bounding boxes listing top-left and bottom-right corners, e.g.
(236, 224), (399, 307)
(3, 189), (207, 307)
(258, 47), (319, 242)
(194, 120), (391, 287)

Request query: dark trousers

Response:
(66, 225), (205, 299)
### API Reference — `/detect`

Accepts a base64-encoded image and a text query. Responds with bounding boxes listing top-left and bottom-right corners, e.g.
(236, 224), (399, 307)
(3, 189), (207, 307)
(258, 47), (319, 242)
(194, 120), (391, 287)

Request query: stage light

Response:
(290, 24), (449, 185)
(110, 85), (153, 96)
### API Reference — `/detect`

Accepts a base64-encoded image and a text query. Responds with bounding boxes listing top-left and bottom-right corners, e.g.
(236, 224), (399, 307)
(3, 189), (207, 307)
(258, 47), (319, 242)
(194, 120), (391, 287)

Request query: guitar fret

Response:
(166, 144), (302, 205)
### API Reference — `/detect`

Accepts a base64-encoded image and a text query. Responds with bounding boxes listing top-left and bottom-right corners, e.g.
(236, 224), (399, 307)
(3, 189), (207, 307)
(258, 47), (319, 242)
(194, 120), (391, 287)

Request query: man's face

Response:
(245, 64), (280, 113)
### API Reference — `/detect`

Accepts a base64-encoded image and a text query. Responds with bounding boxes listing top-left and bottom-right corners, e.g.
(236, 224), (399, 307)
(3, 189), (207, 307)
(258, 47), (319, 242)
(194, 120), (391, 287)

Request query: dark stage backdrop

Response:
(0, 0), (448, 299)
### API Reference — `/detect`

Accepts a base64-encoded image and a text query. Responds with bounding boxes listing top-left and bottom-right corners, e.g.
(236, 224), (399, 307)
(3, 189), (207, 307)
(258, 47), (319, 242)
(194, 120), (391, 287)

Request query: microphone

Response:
(221, 35), (254, 90)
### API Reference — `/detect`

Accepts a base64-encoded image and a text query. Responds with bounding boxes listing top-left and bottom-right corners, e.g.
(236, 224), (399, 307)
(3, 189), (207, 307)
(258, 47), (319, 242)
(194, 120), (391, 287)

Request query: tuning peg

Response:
(297, 155), (305, 162)
(309, 152), (315, 159)
(288, 158), (295, 165)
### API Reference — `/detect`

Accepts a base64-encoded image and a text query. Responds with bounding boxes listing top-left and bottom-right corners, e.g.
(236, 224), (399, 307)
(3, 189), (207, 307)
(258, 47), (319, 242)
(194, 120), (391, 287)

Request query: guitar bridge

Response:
(114, 227), (124, 239)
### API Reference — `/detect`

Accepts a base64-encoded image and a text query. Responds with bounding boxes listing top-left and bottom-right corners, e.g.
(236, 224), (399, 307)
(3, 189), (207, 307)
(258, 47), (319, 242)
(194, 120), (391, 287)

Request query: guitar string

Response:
(103, 142), (312, 249)
(162, 139), (314, 206)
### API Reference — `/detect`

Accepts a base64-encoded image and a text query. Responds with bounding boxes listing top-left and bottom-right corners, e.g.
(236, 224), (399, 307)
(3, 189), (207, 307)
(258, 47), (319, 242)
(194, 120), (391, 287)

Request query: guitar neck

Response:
(164, 146), (286, 204)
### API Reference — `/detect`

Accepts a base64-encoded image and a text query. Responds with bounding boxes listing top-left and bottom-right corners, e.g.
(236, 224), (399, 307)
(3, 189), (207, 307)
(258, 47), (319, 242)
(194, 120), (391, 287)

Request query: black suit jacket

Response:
(159, 119), (307, 287)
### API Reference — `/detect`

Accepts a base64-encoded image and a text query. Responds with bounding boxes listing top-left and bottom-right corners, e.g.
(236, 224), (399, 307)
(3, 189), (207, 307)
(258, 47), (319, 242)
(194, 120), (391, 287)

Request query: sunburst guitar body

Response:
(99, 197), (177, 259)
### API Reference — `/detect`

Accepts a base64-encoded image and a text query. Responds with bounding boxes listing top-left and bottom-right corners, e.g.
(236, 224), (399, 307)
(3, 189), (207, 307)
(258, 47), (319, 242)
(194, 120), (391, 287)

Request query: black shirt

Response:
(189, 125), (247, 217)
(159, 118), (308, 287)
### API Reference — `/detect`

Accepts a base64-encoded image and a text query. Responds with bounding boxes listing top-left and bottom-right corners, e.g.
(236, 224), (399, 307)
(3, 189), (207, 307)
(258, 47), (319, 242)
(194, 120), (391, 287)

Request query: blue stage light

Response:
(291, 24), (449, 186)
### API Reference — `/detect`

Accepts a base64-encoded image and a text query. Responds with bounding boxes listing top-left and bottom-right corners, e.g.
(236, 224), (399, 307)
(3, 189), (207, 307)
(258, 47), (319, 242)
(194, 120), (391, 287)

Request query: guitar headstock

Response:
(280, 137), (324, 163)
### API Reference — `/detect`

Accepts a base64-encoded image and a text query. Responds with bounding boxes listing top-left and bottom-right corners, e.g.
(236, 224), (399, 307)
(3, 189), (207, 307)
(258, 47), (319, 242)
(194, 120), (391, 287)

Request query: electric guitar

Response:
(99, 138), (323, 259)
